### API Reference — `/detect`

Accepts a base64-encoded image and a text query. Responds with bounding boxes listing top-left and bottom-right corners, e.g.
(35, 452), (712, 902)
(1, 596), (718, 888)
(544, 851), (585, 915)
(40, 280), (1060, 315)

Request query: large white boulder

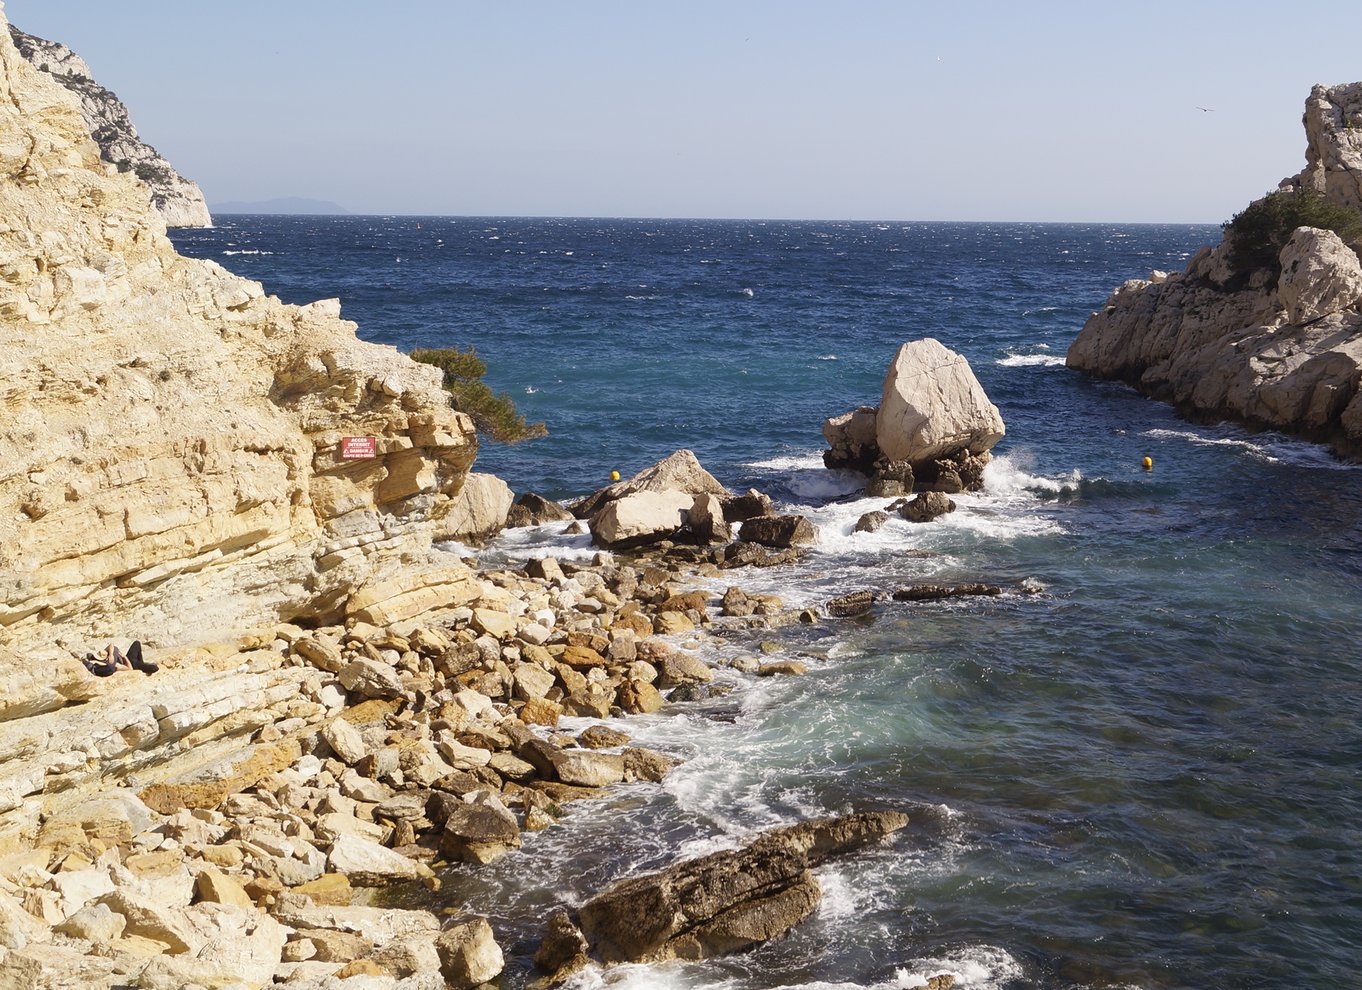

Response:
(1278, 226), (1362, 324)
(443, 472), (514, 543)
(875, 339), (1005, 463)
(589, 490), (692, 548)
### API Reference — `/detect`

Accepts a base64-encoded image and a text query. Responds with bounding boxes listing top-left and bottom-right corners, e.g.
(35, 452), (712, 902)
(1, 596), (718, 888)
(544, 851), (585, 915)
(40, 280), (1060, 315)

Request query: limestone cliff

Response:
(0, 9), (478, 676)
(1068, 83), (1362, 458)
(8, 23), (212, 228)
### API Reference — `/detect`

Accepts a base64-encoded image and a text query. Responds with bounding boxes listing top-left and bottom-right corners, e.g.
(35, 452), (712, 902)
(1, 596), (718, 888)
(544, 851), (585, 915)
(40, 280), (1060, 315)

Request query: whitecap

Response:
(817, 354), (838, 361)
(995, 353), (1065, 368)
(222, 249), (274, 256)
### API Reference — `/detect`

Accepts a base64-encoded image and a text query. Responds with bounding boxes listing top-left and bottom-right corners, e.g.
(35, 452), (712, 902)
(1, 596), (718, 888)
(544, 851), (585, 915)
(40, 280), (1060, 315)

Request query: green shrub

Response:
(1224, 188), (1362, 278)
(410, 347), (546, 444)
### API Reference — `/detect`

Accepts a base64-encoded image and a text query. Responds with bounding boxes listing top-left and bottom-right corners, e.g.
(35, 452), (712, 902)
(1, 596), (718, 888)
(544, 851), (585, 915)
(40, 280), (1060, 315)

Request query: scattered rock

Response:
(825, 590), (876, 617)
(854, 510), (890, 533)
(507, 492), (576, 528)
(737, 514), (817, 548)
(900, 491), (956, 523)
(436, 916), (505, 989)
(891, 583), (1003, 601)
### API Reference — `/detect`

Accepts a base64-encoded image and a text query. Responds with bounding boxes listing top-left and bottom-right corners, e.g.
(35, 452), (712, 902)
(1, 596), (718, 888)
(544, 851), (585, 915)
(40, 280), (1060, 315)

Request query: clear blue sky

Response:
(9, 0), (1362, 222)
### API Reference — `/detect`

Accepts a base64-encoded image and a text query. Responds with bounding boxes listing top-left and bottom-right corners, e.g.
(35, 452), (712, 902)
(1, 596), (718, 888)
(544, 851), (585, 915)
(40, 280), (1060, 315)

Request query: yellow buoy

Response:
(1142, 456), (1153, 470)
(610, 470), (621, 481)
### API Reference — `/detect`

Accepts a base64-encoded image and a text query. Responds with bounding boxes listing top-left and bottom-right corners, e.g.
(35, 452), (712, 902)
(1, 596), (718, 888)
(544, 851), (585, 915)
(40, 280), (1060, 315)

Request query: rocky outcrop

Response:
(8, 24), (212, 227)
(824, 340), (1004, 490)
(538, 812), (908, 974)
(1068, 82), (1362, 458)
(0, 15), (478, 673)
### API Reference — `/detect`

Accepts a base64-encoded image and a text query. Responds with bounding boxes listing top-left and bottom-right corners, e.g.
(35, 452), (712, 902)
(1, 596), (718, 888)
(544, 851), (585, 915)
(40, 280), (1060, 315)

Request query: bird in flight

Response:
(1195, 106), (1215, 112)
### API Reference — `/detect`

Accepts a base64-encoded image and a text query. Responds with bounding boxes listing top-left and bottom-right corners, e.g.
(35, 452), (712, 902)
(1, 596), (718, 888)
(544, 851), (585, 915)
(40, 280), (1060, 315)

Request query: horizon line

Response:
(204, 210), (1227, 227)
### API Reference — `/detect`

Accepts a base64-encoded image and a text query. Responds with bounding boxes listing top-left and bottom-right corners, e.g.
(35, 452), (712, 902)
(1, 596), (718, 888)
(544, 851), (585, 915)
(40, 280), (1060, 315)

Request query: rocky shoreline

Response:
(1067, 81), (1362, 459)
(0, 498), (955, 989)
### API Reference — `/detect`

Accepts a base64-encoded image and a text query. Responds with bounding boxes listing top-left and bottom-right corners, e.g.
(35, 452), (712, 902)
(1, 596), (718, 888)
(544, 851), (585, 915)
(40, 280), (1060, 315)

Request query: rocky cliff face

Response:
(1068, 83), (1362, 458)
(0, 10), (478, 674)
(8, 23), (212, 227)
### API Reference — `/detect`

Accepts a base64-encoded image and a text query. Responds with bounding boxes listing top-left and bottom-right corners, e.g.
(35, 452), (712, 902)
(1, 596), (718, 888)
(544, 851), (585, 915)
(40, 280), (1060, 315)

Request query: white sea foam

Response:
(556, 945), (1028, 990)
(222, 249), (274, 255)
(817, 354), (838, 361)
(995, 352), (1065, 368)
(1142, 426), (1362, 470)
(745, 452), (827, 471)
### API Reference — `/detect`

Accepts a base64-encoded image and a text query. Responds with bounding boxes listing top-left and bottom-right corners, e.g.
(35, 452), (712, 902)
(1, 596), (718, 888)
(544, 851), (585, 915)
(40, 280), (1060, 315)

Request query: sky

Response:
(8, 0), (1362, 223)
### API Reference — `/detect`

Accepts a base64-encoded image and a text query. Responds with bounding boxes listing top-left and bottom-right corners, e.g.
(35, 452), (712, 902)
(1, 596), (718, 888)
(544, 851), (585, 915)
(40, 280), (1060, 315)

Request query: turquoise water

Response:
(173, 219), (1362, 989)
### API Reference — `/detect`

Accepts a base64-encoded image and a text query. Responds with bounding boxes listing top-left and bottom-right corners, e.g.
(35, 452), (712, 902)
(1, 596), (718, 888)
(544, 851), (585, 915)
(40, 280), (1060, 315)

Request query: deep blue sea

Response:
(172, 218), (1362, 990)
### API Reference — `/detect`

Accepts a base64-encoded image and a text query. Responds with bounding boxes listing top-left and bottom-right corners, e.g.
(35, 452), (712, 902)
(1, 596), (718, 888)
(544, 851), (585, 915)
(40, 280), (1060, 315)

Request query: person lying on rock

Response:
(81, 640), (157, 676)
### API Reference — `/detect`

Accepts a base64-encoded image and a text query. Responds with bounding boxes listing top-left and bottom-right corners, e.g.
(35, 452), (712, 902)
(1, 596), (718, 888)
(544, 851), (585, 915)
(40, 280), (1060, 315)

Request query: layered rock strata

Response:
(533, 812), (911, 981)
(0, 9), (479, 678)
(1067, 82), (1362, 458)
(8, 23), (212, 227)
(0, 528), (820, 986)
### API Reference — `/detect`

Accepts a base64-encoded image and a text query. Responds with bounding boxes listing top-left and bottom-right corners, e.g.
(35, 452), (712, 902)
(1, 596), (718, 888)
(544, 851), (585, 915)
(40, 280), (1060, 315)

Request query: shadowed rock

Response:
(550, 811), (908, 968)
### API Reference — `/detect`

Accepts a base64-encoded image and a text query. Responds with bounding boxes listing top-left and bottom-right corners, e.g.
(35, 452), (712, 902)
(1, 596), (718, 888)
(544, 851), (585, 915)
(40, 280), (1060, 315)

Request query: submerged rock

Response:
(825, 590), (876, 617)
(892, 583), (1003, 601)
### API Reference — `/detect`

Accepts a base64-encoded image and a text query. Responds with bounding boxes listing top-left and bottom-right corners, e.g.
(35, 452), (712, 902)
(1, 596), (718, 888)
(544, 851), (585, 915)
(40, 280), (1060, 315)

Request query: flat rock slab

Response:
(566, 811), (907, 965)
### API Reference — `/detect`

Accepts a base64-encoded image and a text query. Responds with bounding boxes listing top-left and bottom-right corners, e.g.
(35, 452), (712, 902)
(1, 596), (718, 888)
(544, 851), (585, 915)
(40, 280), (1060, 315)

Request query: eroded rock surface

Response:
(0, 16), (478, 671)
(1068, 82), (1362, 458)
(8, 24), (212, 227)
(552, 812), (908, 968)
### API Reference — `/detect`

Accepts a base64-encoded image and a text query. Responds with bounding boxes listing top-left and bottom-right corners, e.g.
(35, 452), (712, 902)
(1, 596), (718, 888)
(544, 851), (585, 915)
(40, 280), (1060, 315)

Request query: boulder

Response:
(688, 492), (732, 544)
(442, 472), (514, 543)
(575, 449), (728, 519)
(327, 833), (433, 886)
(337, 656), (406, 700)
(900, 491), (956, 523)
(826, 590), (875, 617)
(738, 514), (817, 548)
(721, 488), (774, 522)
(590, 490), (692, 548)
(822, 406), (880, 471)
(892, 583), (1002, 601)
(876, 339), (1006, 463)
(437, 793), (521, 864)
(568, 811), (908, 965)
(506, 492), (575, 528)
(1278, 226), (1362, 323)
(714, 542), (805, 569)
(854, 510), (890, 533)
(865, 458), (914, 497)
(436, 916), (505, 989)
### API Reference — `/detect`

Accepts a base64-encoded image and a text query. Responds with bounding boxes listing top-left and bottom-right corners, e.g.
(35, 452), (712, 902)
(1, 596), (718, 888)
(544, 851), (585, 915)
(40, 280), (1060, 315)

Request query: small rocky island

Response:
(1068, 82), (1362, 458)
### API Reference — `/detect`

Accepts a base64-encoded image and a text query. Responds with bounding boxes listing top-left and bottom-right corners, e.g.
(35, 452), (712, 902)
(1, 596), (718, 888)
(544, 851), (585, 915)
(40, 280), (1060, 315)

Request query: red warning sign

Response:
(340, 436), (377, 459)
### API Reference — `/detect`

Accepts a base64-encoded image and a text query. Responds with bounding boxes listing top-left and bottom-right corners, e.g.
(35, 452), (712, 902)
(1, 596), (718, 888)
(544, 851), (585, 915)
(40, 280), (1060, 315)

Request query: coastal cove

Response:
(171, 218), (1362, 989)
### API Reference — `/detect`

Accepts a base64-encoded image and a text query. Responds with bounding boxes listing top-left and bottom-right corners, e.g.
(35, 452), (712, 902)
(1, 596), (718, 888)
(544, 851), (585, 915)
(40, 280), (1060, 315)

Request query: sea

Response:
(170, 218), (1362, 990)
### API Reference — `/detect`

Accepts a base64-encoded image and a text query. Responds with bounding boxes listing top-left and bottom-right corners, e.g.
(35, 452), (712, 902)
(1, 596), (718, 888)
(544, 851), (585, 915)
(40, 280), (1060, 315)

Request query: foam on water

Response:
(996, 352), (1066, 367)
(555, 945), (1028, 990)
(1143, 425), (1362, 470)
